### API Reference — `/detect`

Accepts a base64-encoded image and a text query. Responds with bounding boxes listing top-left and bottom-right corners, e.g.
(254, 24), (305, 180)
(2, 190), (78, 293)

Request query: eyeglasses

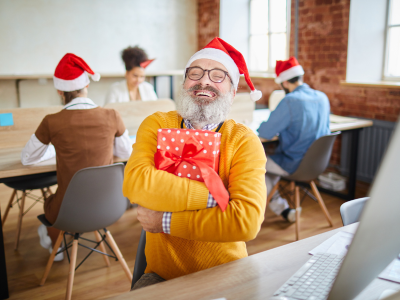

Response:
(185, 67), (231, 83)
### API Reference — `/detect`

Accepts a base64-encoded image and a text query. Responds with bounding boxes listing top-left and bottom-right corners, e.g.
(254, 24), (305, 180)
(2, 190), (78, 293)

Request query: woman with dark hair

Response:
(105, 46), (157, 104)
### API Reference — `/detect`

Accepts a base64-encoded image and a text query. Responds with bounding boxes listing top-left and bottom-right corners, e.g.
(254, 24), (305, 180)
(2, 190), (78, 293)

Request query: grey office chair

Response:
(267, 132), (341, 240)
(131, 228), (147, 290)
(37, 163), (132, 300)
(340, 197), (369, 226)
(2, 172), (57, 250)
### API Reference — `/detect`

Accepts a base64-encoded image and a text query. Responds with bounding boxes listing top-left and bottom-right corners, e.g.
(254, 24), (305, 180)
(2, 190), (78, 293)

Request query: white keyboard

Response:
(272, 253), (344, 300)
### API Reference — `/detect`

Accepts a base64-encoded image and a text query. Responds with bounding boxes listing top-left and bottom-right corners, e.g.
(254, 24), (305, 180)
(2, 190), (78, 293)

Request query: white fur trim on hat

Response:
(91, 73), (100, 81)
(275, 65), (305, 84)
(250, 89), (262, 101)
(53, 72), (90, 92)
(184, 48), (240, 89)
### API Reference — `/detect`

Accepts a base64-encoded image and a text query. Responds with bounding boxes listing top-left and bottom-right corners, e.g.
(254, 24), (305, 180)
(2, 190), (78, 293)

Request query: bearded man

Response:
(123, 38), (267, 289)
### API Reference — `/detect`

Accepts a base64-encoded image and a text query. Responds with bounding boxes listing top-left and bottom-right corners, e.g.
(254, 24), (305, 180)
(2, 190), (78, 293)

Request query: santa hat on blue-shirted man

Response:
(53, 53), (100, 92)
(185, 37), (262, 101)
(275, 57), (305, 84)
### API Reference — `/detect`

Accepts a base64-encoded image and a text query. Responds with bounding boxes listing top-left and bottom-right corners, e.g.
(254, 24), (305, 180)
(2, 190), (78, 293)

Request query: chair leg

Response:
(47, 187), (53, 195)
(266, 182), (280, 206)
(290, 181), (295, 205)
(40, 230), (65, 286)
(105, 230), (132, 282)
(40, 188), (48, 201)
(310, 181), (333, 227)
(295, 186), (301, 241)
(15, 191), (26, 250)
(65, 235), (79, 300)
(94, 231), (110, 267)
(2, 189), (16, 226)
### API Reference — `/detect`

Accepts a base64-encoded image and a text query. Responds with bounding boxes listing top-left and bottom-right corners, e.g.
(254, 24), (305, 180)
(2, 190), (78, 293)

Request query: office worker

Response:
(258, 57), (330, 223)
(21, 53), (132, 261)
(123, 38), (266, 289)
(104, 46), (158, 104)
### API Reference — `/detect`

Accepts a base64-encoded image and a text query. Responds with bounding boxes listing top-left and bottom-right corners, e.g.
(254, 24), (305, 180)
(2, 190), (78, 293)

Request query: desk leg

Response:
(169, 75), (174, 99)
(0, 210), (9, 299)
(153, 77), (157, 95)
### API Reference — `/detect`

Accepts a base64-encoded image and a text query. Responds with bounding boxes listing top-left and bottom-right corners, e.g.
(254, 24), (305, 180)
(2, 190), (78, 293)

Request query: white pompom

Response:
(250, 89), (262, 101)
(91, 73), (101, 81)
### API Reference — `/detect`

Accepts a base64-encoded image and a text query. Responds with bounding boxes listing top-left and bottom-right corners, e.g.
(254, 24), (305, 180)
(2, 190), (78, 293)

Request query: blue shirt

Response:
(258, 84), (330, 174)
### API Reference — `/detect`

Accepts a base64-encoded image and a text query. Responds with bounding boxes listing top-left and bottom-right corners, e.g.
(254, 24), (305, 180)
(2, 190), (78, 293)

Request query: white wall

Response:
(346, 0), (387, 82)
(0, 0), (196, 107)
(220, 0), (249, 62)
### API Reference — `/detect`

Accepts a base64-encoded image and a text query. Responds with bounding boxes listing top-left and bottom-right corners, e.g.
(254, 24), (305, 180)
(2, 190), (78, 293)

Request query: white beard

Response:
(177, 87), (233, 129)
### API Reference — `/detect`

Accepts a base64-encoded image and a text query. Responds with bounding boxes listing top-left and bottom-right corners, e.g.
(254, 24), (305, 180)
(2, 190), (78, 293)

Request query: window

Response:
(384, 0), (400, 80)
(249, 0), (290, 72)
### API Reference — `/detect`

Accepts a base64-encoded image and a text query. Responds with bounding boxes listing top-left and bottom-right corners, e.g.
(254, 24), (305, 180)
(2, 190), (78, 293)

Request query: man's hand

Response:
(137, 205), (164, 233)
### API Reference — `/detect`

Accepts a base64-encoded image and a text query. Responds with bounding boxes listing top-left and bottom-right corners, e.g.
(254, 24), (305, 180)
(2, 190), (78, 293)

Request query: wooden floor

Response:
(0, 182), (368, 300)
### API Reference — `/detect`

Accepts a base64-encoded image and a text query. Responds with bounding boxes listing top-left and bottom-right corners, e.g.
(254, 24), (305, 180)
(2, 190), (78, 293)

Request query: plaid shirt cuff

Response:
(207, 192), (218, 208)
(162, 212), (172, 234)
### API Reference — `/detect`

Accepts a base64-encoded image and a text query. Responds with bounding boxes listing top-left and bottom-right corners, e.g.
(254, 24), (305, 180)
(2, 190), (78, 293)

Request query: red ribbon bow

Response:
(154, 136), (229, 211)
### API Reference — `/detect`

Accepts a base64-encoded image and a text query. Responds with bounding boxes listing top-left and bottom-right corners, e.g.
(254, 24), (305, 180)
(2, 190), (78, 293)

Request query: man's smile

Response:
(193, 90), (216, 99)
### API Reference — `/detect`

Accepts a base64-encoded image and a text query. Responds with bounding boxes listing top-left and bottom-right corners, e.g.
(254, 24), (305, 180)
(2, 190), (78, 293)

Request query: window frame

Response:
(248, 0), (291, 73)
(383, 0), (400, 81)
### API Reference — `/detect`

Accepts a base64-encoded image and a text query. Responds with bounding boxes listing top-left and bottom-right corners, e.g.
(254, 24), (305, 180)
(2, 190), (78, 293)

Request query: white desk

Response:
(108, 223), (400, 300)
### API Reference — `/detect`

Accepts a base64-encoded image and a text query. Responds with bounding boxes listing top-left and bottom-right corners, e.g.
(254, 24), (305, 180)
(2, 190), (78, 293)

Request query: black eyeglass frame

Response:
(185, 67), (232, 84)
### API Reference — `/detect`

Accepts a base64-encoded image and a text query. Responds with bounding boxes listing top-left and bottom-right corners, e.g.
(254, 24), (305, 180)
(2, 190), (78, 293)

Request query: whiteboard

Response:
(0, 0), (197, 75)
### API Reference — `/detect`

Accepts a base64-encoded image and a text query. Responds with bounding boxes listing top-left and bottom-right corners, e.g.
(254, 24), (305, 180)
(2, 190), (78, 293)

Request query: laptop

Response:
(272, 119), (400, 300)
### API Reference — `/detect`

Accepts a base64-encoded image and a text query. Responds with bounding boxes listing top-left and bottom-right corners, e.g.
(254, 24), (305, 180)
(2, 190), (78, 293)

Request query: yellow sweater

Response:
(123, 111), (267, 280)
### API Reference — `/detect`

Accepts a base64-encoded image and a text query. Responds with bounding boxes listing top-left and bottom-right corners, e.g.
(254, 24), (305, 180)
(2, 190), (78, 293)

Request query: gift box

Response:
(154, 128), (229, 211)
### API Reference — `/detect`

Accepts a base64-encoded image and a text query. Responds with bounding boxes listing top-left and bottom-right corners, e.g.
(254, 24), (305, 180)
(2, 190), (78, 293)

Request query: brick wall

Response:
(198, 0), (220, 50)
(198, 0), (400, 166)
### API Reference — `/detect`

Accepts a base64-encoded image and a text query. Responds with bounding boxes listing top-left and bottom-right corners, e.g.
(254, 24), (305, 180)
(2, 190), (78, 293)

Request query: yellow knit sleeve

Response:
(122, 113), (209, 212)
(170, 131), (267, 242)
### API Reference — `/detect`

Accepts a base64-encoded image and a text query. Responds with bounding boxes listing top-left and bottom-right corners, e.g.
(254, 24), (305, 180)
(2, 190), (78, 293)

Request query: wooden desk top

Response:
(252, 109), (373, 143)
(108, 224), (359, 300)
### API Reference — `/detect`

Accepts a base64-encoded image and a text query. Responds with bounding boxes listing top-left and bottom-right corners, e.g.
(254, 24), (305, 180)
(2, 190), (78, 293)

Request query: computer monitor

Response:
(328, 119), (400, 299)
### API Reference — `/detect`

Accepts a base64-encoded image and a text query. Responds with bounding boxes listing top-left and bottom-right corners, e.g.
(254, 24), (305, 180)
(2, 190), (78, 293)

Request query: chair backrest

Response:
(52, 163), (127, 233)
(285, 132), (341, 182)
(104, 99), (176, 136)
(340, 197), (369, 226)
(227, 93), (255, 125)
(268, 90), (285, 111)
(131, 229), (147, 289)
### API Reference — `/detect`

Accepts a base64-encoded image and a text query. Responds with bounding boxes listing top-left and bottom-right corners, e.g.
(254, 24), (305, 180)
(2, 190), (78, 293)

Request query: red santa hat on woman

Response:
(53, 53), (100, 92)
(275, 57), (304, 84)
(185, 37), (262, 101)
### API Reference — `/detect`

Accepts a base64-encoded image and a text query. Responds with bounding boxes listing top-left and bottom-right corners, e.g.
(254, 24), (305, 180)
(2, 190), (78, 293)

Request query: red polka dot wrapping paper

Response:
(156, 128), (221, 181)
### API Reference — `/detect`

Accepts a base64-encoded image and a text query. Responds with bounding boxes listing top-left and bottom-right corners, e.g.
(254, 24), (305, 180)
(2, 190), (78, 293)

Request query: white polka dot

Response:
(200, 141), (203, 144)
(157, 145), (160, 149)
(192, 166), (196, 169)
(205, 133), (208, 136)
(162, 137), (166, 141)
(214, 134), (218, 137)
(217, 150), (219, 153)
(195, 132), (199, 135)
(213, 151), (216, 154)
(183, 165), (187, 168)
(166, 146), (170, 150)
(197, 175), (200, 178)
(175, 147), (179, 151)
(178, 173), (181, 176)
(168, 130), (171, 133)
(209, 142), (212, 145)
(186, 131), (189, 135)
(177, 130), (180, 134)
(203, 150), (207, 153)
(158, 129), (162, 132)
(187, 174), (191, 177)
(181, 139), (184, 143)
(171, 138), (175, 142)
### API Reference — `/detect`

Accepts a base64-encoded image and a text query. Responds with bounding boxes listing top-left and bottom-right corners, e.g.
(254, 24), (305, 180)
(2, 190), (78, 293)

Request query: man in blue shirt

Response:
(258, 57), (330, 222)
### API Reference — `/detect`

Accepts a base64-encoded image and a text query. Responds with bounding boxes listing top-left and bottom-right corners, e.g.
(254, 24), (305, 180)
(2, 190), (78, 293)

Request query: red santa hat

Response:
(275, 57), (304, 84)
(53, 53), (100, 92)
(185, 37), (262, 101)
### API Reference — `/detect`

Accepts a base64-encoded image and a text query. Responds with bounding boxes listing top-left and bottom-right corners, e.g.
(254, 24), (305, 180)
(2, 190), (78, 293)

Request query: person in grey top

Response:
(258, 57), (330, 222)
